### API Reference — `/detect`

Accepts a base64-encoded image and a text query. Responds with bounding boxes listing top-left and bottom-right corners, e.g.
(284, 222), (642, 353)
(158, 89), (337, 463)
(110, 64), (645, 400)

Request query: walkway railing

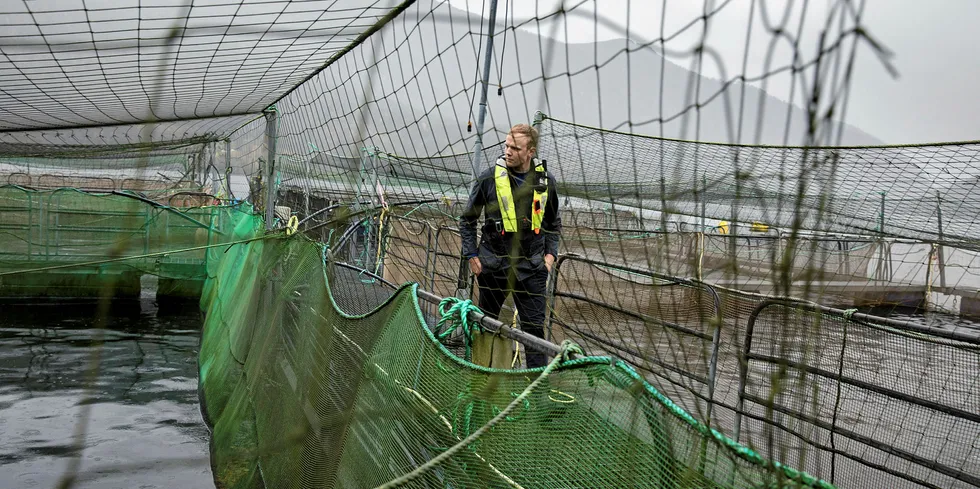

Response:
(734, 299), (980, 488)
(355, 209), (980, 487)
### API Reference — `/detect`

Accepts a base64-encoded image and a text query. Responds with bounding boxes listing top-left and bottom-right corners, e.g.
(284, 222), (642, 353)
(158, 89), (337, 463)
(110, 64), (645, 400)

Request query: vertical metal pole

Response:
(303, 156), (311, 219)
(224, 139), (232, 199)
(196, 146), (208, 185)
(368, 150), (381, 270)
(354, 148), (369, 210)
(262, 111), (281, 326)
(370, 150), (381, 207)
(879, 191), (886, 235)
(876, 191), (887, 282)
(936, 192), (946, 290)
(461, 2), (500, 300)
(26, 193), (33, 261)
(696, 233), (704, 282)
(201, 145), (208, 188)
(701, 173), (707, 230)
(468, 0), (500, 179)
(265, 108), (278, 231)
(925, 243), (935, 310)
(544, 257), (563, 341)
(209, 142), (219, 194)
(188, 155), (196, 185)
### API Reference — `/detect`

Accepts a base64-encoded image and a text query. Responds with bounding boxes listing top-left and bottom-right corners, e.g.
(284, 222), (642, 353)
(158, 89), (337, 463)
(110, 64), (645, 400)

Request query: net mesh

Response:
(738, 301), (980, 489)
(199, 229), (836, 489)
(1, 0), (978, 488)
(0, 1), (403, 130)
(0, 185), (250, 298)
(537, 117), (980, 246)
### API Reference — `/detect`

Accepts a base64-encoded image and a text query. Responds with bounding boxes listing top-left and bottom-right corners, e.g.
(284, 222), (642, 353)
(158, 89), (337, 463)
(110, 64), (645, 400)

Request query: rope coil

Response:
(285, 215), (299, 235)
(434, 297), (483, 360)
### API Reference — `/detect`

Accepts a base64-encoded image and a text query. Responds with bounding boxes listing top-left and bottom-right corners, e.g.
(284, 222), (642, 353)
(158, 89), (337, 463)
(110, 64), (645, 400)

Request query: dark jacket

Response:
(460, 160), (562, 280)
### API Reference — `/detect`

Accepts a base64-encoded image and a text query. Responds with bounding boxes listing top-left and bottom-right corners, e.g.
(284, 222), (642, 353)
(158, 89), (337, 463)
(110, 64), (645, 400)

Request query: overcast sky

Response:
(4, 0), (975, 145)
(448, 0), (980, 145)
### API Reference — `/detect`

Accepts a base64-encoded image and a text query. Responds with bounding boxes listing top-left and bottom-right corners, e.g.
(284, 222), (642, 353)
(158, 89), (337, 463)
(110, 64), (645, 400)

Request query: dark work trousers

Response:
(476, 267), (550, 368)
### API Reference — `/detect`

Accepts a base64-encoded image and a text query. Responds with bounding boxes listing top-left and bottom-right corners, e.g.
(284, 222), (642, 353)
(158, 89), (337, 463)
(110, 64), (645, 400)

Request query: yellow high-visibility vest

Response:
(493, 160), (548, 235)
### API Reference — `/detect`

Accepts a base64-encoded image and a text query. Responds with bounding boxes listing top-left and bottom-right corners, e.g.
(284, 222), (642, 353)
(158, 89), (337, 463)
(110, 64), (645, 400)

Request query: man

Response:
(460, 123), (562, 369)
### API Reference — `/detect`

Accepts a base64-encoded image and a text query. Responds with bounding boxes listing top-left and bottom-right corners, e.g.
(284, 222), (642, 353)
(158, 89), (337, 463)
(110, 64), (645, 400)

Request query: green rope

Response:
(434, 297), (483, 361)
(614, 361), (837, 489)
(400, 202), (429, 218)
(373, 340), (580, 489)
(490, 395), (532, 423)
(842, 308), (859, 320)
(398, 202), (458, 220)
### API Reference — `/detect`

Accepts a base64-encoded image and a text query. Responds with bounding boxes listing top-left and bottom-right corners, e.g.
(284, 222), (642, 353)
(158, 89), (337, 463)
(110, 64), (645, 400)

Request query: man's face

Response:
(504, 133), (535, 170)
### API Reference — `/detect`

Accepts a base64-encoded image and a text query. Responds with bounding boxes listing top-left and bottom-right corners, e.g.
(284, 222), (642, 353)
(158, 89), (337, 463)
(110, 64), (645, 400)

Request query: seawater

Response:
(0, 299), (213, 489)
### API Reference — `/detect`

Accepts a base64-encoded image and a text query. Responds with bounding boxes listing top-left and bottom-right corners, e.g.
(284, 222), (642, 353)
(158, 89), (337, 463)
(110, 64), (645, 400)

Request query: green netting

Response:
(198, 227), (835, 489)
(0, 185), (254, 297)
(4, 2), (977, 487)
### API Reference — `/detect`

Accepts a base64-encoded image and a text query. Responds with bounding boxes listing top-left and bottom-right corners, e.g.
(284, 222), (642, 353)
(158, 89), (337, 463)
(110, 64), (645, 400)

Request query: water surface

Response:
(0, 299), (212, 489)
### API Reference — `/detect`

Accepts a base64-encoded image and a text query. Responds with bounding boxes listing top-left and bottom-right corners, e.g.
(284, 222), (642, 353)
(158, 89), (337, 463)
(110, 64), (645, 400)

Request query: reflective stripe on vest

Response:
(493, 162), (548, 234)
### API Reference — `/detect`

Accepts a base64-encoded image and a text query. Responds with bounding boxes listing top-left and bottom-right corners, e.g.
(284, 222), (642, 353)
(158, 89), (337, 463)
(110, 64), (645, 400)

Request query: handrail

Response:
(333, 261), (564, 357)
(734, 297), (980, 487)
(548, 253), (724, 425)
(385, 214), (434, 301)
(428, 225), (461, 293)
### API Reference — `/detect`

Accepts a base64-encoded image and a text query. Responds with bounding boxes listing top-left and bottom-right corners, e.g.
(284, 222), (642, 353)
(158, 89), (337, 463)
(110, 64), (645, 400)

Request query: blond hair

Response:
(509, 123), (538, 151)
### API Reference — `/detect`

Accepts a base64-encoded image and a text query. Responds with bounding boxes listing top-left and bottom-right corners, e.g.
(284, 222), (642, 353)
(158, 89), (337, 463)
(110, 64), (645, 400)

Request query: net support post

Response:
(198, 144), (209, 185)
(224, 139), (232, 199)
(209, 142), (220, 194)
(354, 147), (371, 210)
(936, 192), (946, 290)
(303, 153), (312, 219)
(701, 173), (707, 230)
(369, 149), (381, 208)
(467, 0), (500, 179)
(461, 0), (500, 299)
(264, 108), (278, 231)
(879, 191), (886, 235)
(925, 243), (936, 311)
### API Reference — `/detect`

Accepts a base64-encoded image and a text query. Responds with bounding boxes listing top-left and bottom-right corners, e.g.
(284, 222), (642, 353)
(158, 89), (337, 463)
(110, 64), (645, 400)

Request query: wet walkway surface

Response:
(0, 299), (213, 489)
